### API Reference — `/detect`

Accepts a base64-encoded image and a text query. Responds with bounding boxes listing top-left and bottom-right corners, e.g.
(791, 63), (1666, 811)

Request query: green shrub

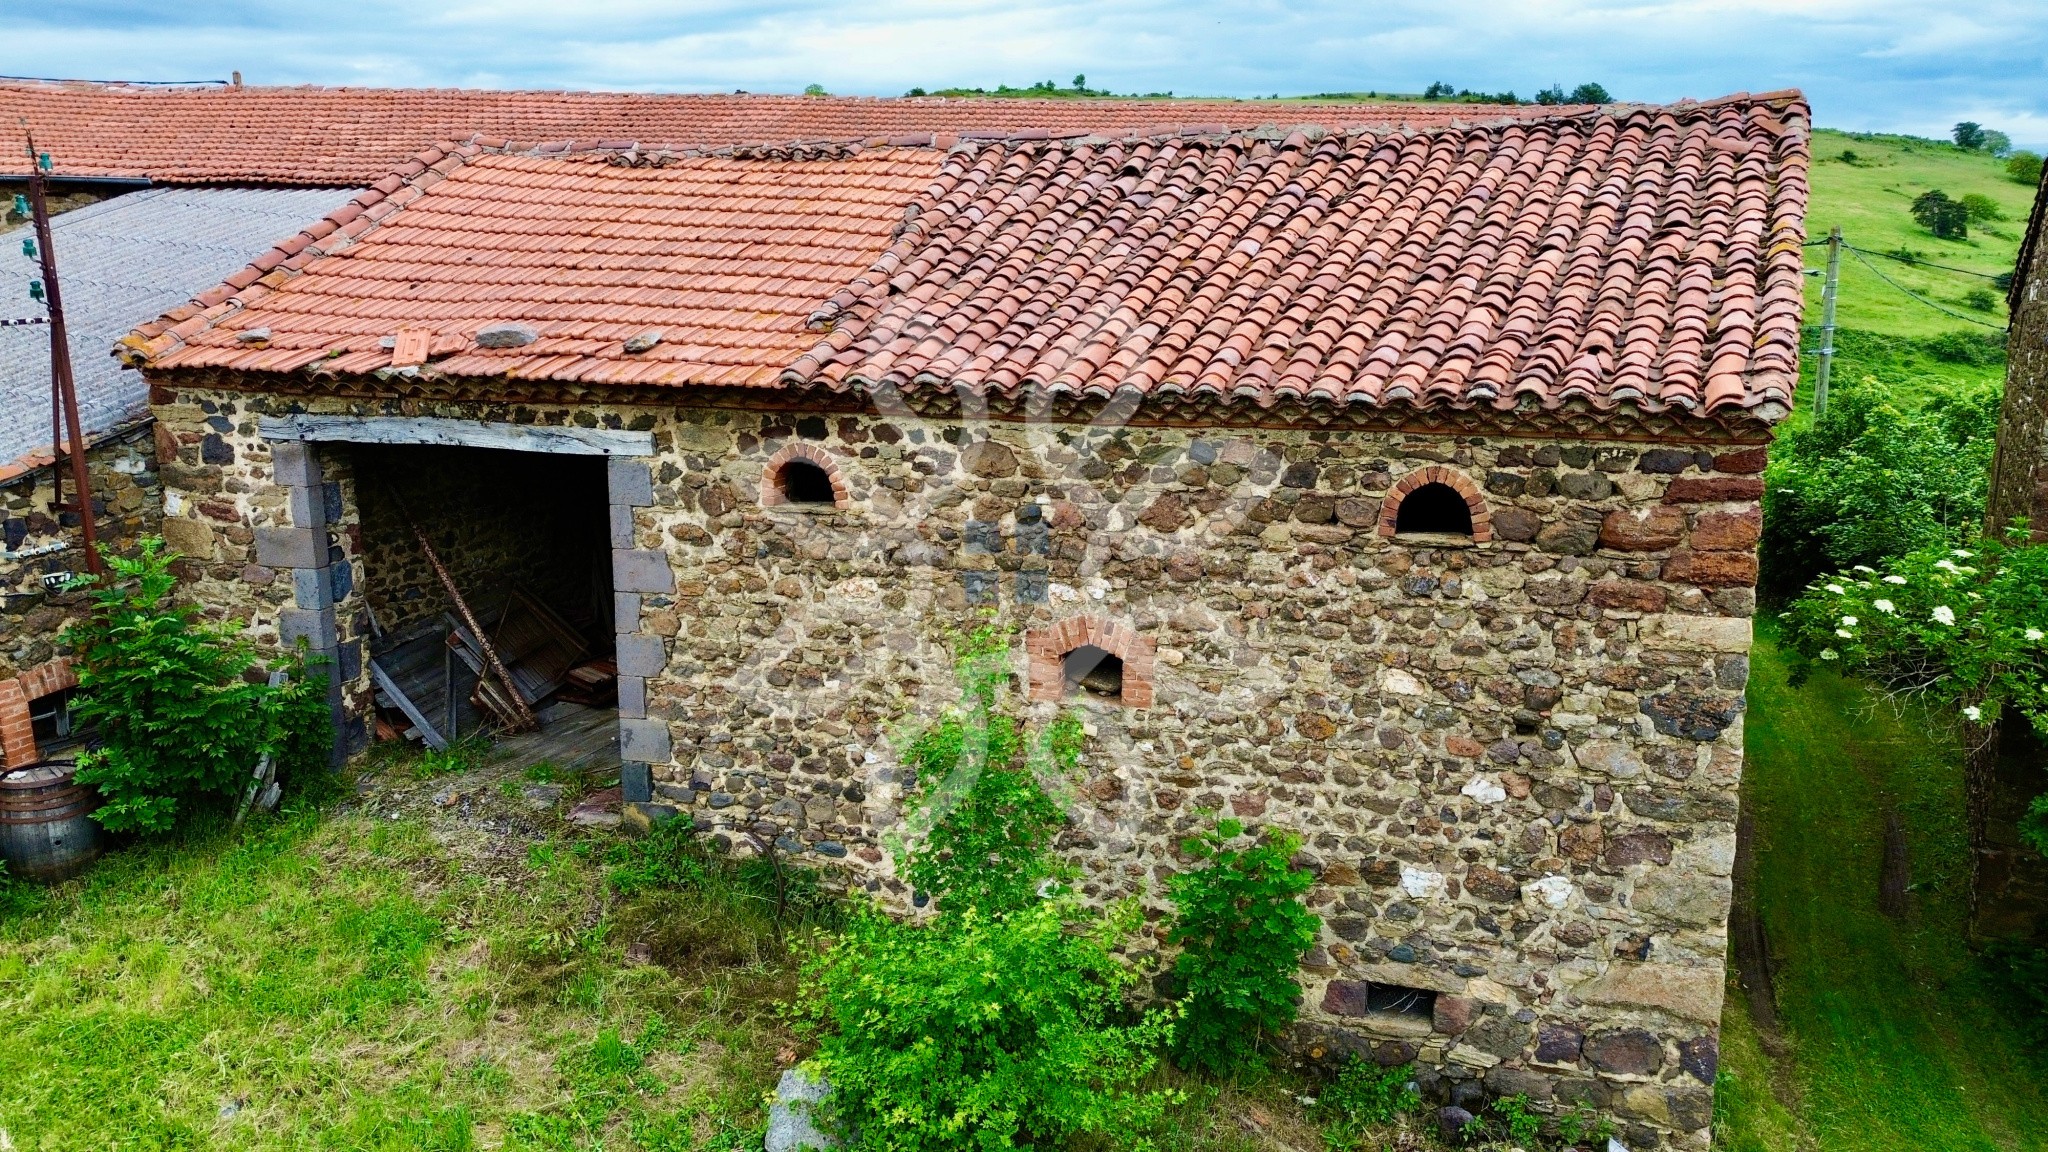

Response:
(2008, 151), (2044, 186)
(1488, 1094), (1543, 1146)
(1165, 818), (1321, 1074)
(895, 623), (1081, 914)
(797, 901), (1178, 1152)
(63, 538), (332, 832)
(1314, 1058), (1417, 1148)
(1760, 377), (1998, 600)
(1960, 192), (2004, 222)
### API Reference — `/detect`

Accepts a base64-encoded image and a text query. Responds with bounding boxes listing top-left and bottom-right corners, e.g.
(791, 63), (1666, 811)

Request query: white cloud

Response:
(2, 0), (2043, 146)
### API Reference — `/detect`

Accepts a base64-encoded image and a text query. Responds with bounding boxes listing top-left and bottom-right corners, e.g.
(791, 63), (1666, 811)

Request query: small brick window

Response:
(1379, 466), (1493, 544)
(777, 460), (836, 504)
(1395, 482), (1473, 537)
(760, 443), (849, 509)
(1027, 617), (1154, 708)
(1062, 645), (1123, 698)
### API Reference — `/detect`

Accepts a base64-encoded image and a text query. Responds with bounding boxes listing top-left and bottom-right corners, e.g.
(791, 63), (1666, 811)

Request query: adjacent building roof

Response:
(128, 92), (1809, 430)
(1, 186), (357, 480)
(1, 80), (1567, 187)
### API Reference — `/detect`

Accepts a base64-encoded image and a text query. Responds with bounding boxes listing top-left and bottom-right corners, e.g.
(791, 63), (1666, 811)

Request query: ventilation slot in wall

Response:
(1393, 482), (1474, 540)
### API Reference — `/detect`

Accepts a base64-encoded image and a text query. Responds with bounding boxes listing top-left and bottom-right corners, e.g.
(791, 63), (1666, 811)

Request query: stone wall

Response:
(149, 383), (1765, 1148)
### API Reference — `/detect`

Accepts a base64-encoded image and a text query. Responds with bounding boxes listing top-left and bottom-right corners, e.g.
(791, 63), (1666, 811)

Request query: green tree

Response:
(1534, 83), (1567, 106)
(1911, 189), (1970, 239)
(2010, 151), (2045, 185)
(1960, 192), (2004, 222)
(1953, 121), (1987, 151)
(1983, 129), (2014, 158)
(62, 538), (330, 832)
(1568, 82), (1611, 104)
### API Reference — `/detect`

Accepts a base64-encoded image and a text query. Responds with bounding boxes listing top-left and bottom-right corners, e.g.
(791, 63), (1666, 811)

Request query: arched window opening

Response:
(777, 460), (837, 504)
(1062, 644), (1124, 699)
(1394, 482), (1474, 539)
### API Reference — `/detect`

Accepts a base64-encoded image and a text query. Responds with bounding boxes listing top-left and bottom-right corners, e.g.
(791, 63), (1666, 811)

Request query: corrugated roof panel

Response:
(1, 186), (355, 470)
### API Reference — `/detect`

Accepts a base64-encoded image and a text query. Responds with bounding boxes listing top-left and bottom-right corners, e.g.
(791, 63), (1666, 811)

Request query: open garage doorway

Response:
(350, 443), (620, 772)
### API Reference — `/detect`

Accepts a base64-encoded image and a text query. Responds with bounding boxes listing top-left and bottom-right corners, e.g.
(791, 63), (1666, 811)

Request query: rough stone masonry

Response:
(150, 382), (1762, 1149)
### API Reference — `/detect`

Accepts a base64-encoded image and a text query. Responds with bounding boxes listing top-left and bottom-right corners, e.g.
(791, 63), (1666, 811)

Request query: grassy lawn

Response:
(1715, 633), (2048, 1150)
(0, 761), (801, 1151)
(0, 752), (1343, 1152)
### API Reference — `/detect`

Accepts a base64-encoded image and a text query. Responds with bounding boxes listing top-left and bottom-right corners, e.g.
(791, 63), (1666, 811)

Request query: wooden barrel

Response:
(0, 761), (99, 882)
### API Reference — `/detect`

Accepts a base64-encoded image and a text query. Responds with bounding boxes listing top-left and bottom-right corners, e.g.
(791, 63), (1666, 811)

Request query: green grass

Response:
(1717, 632), (2048, 1150)
(1803, 129), (2035, 339)
(0, 801), (796, 1150)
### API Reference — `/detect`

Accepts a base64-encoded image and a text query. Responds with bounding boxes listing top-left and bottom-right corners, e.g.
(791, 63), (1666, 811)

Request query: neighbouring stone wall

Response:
(352, 444), (612, 638)
(150, 383), (1766, 1149)
(1, 424), (160, 681)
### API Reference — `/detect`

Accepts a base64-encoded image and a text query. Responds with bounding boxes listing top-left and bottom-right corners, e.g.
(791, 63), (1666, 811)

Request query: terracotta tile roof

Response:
(128, 92), (1808, 427)
(1, 80), (1565, 187)
(128, 143), (948, 387)
(796, 93), (1809, 420)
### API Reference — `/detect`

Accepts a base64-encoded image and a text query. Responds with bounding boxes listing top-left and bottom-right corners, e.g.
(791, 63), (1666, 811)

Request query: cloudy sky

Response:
(6, 1), (2045, 145)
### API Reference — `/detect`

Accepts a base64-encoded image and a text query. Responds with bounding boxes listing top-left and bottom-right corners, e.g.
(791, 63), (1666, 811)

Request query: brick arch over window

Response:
(0, 656), (78, 767)
(759, 443), (851, 508)
(1378, 465), (1493, 543)
(1026, 616), (1156, 708)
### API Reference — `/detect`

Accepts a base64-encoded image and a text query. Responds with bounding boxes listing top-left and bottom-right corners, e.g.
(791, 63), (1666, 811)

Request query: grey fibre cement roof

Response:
(1, 185), (356, 470)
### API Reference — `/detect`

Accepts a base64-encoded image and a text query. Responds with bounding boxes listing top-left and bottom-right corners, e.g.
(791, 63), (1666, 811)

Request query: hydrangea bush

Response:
(1782, 530), (2048, 850)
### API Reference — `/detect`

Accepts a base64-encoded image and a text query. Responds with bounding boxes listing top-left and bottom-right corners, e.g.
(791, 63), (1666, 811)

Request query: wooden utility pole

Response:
(1814, 225), (1842, 420)
(23, 134), (101, 574)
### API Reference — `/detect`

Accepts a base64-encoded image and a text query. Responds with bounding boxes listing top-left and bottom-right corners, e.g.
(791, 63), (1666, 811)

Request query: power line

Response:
(1845, 243), (2006, 281)
(1845, 246), (2006, 329)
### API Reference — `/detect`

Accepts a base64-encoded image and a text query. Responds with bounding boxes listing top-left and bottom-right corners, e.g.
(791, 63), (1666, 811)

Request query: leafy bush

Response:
(2008, 151), (2045, 186)
(1313, 1058), (1417, 1148)
(63, 538), (331, 832)
(895, 623), (1081, 914)
(797, 902), (1177, 1152)
(1911, 189), (1969, 239)
(1760, 377), (1998, 600)
(1781, 534), (2048, 728)
(1960, 192), (2004, 222)
(1965, 287), (1999, 313)
(1165, 818), (1321, 1074)
(795, 626), (1176, 1152)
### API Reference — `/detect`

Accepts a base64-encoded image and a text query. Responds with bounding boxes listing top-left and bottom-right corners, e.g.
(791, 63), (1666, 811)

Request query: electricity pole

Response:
(1814, 225), (1842, 421)
(23, 134), (100, 574)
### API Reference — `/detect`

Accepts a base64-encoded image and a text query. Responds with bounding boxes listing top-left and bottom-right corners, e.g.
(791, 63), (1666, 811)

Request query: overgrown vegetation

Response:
(1760, 366), (1999, 600)
(1165, 819), (1320, 1075)
(796, 625), (1181, 1151)
(1312, 1058), (1417, 1149)
(62, 538), (331, 832)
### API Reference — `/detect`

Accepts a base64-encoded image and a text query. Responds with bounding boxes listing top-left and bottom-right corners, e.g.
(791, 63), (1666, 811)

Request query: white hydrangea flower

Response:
(1836, 628), (1855, 639)
(1874, 599), (1895, 614)
(1820, 648), (1839, 661)
(1884, 575), (1908, 585)
(2027, 628), (2044, 642)
(1935, 559), (1960, 573)
(1964, 706), (1983, 721)
(1932, 606), (1956, 626)
(1853, 565), (1876, 574)
(1826, 583), (1847, 595)
(1954, 549), (1974, 559)
(1841, 616), (1859, 627)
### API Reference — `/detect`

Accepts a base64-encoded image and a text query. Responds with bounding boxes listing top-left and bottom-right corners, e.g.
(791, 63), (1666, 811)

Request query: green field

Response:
(1716, 635), (2048, 1151)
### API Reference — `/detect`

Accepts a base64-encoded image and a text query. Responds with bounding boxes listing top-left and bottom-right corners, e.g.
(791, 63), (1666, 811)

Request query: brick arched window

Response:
(1378, 466), (1492, 543)
(1026, 616), (1155, 708)
(0, 656), (78, 767)
(760, 443), (850, 509)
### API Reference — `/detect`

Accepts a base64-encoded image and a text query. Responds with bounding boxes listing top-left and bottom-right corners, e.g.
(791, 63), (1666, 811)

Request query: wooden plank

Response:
(370, 657), (447, 750)
(258, 415), (653, 457)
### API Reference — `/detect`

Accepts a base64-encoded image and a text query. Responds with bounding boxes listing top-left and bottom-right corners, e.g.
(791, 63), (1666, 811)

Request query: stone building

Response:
(124, 93), (1808, 1147)
(1973, 157), (2048, 938)
(0, 185), (357, 767)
